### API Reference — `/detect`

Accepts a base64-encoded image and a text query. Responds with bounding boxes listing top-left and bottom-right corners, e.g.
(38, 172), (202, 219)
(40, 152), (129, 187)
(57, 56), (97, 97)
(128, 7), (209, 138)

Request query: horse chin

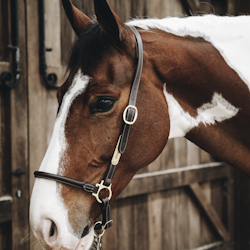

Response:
(75, 229), (94, 250)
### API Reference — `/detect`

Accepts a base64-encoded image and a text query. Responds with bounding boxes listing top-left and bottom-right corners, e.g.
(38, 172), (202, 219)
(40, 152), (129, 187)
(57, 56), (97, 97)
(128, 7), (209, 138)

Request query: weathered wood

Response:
(45, 0), (65, 87)
(200, 182), (217, 244)
(131, 0), (145, 18)
(27, 1), (47, 249)
(184, 0), (200, 13)
(0, 200), (12, 223)
(119, 163), (228, 199)
(0, 0), (10, 62)
(116, 198), (134, 250)
(227, 0), (236, 15)
(133, 195), (148, 250)
(148, 192), (162, 250)
(210, 240), (234, 250)
(162, 189), (178, 249)
(0, 221), (12, 250)
(187, 141), (201, 249)
(10, 0), (29, 249)
(189, 182), (230, 241)
(0, 87), (11, 195)
(27, 0), (48, 192)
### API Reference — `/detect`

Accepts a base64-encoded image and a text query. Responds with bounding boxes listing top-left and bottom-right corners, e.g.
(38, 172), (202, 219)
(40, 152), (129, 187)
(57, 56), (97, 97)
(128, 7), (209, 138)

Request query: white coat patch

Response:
(163, 84), (239, 138)
(128, 15), (250, 91)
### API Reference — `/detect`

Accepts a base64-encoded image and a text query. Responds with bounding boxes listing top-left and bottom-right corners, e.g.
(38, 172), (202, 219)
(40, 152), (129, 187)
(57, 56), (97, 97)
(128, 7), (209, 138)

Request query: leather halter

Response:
(34, 25), (143, 234)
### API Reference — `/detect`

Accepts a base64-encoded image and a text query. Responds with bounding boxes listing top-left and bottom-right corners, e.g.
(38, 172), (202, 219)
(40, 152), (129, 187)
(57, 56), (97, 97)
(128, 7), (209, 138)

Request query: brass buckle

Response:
(92, 180), (112, 203)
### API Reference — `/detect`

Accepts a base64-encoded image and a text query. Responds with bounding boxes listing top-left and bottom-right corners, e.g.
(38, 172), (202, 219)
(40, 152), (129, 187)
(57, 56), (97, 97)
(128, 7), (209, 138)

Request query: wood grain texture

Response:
(189, 182), (230, 241)
(10, 0), (29, 249)
(0, 0), (10, 62)
(0, 201), (12, 223)
(119, 163), (229, 199)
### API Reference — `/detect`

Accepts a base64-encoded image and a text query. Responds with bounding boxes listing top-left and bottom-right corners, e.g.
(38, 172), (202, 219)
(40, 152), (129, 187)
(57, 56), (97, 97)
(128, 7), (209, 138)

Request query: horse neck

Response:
(145, 28), (250, 175)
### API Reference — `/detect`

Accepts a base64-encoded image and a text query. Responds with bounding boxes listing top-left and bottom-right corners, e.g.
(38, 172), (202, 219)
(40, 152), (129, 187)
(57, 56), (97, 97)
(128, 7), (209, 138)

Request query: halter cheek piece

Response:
(34, 25), (143, 236)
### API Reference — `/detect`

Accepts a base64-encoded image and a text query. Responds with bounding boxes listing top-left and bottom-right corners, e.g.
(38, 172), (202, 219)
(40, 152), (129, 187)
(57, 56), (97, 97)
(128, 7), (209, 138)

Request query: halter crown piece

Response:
(34, 25), (143, 237)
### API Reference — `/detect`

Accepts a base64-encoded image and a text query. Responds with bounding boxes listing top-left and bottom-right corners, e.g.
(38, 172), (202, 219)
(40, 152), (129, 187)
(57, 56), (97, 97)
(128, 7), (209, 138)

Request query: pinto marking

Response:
(129, 15), (250, 91)
(30, 70), (91, 248)
(164, 84), (239, 138)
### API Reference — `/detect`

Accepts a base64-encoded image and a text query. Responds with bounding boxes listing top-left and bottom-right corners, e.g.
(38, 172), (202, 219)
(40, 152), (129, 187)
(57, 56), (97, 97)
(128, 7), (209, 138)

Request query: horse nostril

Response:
(49, 222), (56, 237)
(42, 219), (58, 245)
(81, 225), (89, 238)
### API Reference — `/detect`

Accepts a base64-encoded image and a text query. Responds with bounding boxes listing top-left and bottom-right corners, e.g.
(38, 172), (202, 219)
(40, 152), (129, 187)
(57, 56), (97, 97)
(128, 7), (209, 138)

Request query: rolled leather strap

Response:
(34, 171), (98, 193)
(119, 25), (143, 154)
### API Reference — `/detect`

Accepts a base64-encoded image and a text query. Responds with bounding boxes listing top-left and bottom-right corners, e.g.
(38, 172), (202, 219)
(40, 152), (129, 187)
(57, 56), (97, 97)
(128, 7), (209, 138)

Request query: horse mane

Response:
(68, 22), (114, 71)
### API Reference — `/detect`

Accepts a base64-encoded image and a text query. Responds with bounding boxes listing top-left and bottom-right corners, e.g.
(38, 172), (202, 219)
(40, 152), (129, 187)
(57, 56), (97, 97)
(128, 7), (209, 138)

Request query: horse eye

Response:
(89, 97), (115, 114)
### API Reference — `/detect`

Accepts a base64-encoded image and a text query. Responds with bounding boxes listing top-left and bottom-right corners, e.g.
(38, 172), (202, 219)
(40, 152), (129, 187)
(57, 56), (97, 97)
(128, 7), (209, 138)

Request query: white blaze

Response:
(30, 70), (91, 249)
(163, 84), (239, 138)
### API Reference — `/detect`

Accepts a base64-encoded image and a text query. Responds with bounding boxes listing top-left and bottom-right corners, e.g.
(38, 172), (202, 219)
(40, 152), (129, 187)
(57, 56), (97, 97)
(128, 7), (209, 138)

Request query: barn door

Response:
(0, 0), (29, 250)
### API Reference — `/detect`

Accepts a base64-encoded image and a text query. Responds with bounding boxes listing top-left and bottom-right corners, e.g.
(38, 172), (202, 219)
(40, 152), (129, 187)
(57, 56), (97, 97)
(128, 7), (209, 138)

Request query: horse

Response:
(29, 0), (250, 249)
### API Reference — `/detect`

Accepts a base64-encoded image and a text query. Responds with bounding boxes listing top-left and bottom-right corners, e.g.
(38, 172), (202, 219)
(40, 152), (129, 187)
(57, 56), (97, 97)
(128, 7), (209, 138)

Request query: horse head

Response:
(30, 0), (170, 249)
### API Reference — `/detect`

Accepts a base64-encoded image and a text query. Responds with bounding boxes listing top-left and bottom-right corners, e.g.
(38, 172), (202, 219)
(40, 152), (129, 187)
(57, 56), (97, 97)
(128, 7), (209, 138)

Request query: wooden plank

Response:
(0, 221), (12, 250)
(45, 0), (61, 67)
(131, 0), (145, 18)
(162, 189), (177, 249)
(119, 163), (228, 199)
(0, 62), (10, 74)
(116, 198), (134, 250)
(187, 140), (201, 248)
(189, 182), (230, 241)
(200, 182), (217, 245)
(0, 200), (12, 223)
(210, 240), (234, 250)
(10, 0), (30, 249)
(227, 0), (236, 15)
(133, 195), (148, 250)
(0, 0), (10, 62)
(185, 0), (199, 13)
(27, 0), (48, 193)
(174, 137), (189, 249)
(148, 192), (162, 250)
(45, 0), (65, 87)
(60, 0), (74, 66)
(0, 87), (11, 196)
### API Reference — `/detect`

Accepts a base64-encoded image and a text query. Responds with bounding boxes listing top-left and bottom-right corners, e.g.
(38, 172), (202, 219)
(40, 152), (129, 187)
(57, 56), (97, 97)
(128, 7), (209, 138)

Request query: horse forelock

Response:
(68, 22), (115, 71)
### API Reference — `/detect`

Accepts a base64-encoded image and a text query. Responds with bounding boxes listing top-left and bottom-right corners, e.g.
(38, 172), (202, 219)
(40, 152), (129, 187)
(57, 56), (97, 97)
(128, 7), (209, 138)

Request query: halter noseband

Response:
(34, 25), (143, 236)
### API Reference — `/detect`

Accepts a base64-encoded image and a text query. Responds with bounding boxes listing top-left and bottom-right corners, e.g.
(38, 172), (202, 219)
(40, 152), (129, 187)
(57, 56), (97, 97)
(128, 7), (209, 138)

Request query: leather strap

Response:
(119, 25), (143, 154)
(34, 171), (98, 193)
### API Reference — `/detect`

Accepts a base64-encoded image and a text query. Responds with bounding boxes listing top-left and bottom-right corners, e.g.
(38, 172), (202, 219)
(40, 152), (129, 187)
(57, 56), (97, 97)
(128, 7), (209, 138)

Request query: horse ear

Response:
(62, 0), (93, 37)
(93, 0), (132, 44)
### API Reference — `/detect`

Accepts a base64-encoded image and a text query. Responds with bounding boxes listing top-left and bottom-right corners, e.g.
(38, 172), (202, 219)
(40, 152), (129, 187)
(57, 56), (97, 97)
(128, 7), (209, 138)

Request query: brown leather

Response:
(119, 25), (143, 154)
(34, 171), (98, 193)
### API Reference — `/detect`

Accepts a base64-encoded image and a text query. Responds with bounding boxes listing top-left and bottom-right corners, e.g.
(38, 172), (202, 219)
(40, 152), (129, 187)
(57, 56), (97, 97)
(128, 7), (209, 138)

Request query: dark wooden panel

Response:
(0, 0), (10, 62)
(0, 200), (12, 223)
(0, 221), (12, 250)
(0, 87), (12, 197)
(119, 163), (229, 199)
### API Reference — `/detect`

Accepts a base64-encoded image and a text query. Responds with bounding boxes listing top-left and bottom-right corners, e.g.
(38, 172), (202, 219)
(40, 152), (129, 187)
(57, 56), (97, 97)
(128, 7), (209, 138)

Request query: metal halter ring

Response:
(123, 105), (138, 125)
(94, 221), (106, 238)
(92, 180), (112, 204)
